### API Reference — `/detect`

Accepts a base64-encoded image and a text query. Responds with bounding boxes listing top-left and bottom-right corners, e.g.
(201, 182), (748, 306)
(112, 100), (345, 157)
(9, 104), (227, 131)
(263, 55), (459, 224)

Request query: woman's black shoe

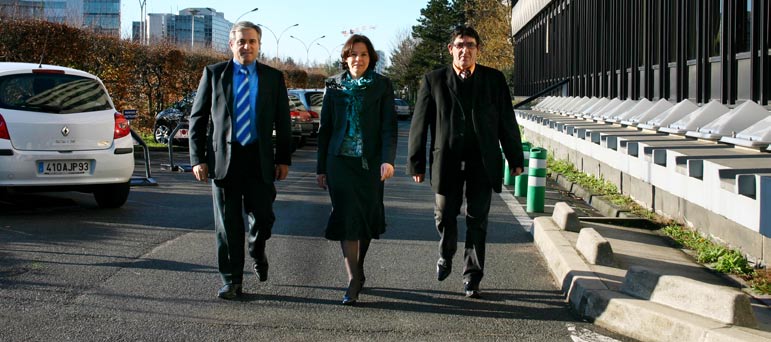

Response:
(342, 278), (362, 305)
(342, 294), (357, 305)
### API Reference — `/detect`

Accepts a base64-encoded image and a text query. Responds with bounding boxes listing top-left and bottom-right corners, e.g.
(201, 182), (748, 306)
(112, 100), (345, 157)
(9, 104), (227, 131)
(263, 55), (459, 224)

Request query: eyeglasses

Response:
(452, 42), (477, 50)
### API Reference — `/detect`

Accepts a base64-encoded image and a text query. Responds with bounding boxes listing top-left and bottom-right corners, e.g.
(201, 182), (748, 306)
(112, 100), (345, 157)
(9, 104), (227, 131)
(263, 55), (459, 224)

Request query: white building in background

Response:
(375, 50), (386, 74)
(143, 13), (171, 44)
(132, 7), (231, 52)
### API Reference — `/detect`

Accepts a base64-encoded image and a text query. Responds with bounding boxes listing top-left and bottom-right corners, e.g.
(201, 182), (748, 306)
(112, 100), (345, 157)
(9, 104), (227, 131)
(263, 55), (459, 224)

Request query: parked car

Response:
(153, 92), (311, 151)
(287, 89), (323, 136)
(153, 92), (195, 145)
(0, 62), (134, 208)
(287, 93), (315, 147)
(394, 98), (412, 120)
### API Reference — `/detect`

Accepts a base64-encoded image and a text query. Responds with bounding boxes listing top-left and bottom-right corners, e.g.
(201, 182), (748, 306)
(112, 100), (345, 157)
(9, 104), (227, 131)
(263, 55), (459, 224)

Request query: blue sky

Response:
(120, 1), (429, 66)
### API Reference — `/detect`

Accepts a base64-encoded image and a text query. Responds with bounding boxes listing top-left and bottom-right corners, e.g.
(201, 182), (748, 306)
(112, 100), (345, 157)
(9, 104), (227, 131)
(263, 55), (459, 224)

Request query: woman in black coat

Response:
(316, 34), (398, 305)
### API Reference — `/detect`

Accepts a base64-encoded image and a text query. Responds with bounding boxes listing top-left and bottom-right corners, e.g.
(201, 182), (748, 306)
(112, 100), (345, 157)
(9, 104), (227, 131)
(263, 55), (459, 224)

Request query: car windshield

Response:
(288, 94), (307, 111)
(305, 92), (323, 113)
(0, 73), (113, 114)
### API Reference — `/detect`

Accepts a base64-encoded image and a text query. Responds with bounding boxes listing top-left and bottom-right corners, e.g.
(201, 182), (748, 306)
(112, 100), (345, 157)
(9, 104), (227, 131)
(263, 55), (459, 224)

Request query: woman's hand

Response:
(380, 163), (394, 181)
(316, 174), (327, 190)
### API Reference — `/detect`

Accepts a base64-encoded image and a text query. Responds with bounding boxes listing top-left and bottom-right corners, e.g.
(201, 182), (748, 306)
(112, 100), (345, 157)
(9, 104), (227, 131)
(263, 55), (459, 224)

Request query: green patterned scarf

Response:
(340, 70), (373, 138)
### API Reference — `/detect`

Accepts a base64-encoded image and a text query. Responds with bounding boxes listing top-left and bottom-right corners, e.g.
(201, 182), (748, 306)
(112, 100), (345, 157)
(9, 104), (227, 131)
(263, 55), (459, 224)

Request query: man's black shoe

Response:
(253, 259), (269, 282)
(217, 284), (243, 300)
(464, 282), (481, 299)
(437, 258), (452, 281)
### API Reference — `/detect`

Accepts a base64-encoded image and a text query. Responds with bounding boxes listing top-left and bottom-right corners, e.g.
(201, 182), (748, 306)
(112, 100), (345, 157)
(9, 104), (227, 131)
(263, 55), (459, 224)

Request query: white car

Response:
(394, 98), (412, 119)
(0, 62), (134, 208)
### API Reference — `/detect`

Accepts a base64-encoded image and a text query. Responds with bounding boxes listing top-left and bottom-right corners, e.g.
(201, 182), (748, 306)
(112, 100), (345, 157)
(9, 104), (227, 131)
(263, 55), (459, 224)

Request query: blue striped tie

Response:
(234, 68), (252, 145)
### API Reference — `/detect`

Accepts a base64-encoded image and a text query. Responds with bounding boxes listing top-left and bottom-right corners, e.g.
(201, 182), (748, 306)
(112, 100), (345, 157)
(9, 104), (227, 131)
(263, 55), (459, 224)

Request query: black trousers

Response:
(211, 142), (276, 285)
(434, 160), (492, 286)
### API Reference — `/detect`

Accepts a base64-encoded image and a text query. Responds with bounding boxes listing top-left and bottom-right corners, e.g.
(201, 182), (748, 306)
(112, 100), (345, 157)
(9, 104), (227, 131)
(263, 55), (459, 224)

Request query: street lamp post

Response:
(232, 7), (258, 25)
(316, 43), (332, 62)
(189, 9), (200, 49)
(258, 23), (298, 62)
(289, 35), (325, 65)
(138, 0), (146, 44)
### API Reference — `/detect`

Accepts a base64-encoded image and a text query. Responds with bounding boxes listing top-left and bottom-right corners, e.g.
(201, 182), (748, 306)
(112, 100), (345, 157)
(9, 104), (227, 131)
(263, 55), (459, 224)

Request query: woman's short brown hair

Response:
(340, 34), (379, 71)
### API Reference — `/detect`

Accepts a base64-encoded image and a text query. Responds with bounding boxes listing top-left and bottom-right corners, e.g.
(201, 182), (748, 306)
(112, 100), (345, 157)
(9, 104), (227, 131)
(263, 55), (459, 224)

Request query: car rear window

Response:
(288, 94), (307, 111)
(305, 92), (323, 113)
(395, 99), (408, 106)
(0, 73), (113, 114)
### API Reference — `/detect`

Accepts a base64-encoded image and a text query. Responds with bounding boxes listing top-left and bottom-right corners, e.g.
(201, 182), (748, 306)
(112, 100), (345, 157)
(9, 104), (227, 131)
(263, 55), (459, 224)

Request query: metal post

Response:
(129, 129), (157, 186)
(189, 9), (200, 49)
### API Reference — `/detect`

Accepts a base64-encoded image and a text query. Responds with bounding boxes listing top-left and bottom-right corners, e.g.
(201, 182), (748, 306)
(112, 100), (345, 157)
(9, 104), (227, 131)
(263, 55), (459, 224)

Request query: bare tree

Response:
(385, 28), (419, 102)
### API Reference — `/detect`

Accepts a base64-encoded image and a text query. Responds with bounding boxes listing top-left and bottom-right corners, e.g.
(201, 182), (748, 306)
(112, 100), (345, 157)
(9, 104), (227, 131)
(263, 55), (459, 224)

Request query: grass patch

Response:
(545, 153), (768, 294)
(133, 131), (189, 151)
(135, 131), (168, 149)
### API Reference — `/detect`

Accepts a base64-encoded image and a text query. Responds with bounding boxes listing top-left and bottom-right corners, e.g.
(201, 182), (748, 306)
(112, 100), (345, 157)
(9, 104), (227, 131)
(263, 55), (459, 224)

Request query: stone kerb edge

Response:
(532, 216), (608, 315)
(621, 265), (758, 327)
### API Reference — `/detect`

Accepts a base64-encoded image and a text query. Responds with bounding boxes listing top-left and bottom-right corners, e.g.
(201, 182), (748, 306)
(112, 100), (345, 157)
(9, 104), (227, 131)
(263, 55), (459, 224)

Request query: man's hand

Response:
(380, 163), (394, 181)
(193, 163), (208, 182)
(316, 174), (327, 190)
(275, 164), (289, 180)
(413, 173), (424, 183)
(510, 167), (524, 177)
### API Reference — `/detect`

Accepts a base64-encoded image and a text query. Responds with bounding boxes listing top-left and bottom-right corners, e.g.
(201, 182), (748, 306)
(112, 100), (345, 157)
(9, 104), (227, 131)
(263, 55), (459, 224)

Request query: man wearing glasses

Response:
(407, 26), (524, 299)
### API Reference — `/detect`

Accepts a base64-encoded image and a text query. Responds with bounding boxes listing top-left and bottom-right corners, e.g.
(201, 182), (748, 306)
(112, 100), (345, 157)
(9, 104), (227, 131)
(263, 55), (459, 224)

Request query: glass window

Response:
(670, 1), (677, 62)
(734, 0), (751, 53)
(288, 95), (306, 111)
(0, 74), (112, 114)
(709, 0), (721, 57)
(652, 1), (659, 65)
(305, 92), (323, 113)
(687, 0), (697, 60)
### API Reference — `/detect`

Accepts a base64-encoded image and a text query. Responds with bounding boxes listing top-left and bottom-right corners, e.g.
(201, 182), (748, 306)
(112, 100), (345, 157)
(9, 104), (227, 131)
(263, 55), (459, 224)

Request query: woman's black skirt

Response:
(325, 155), (385, 240)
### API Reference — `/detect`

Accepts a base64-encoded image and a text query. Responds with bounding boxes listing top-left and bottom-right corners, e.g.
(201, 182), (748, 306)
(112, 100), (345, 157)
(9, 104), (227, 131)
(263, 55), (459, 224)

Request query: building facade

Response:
(511, 0), (770, 106)
(0, 0), (120, 36)
(133, 7), (231, 52)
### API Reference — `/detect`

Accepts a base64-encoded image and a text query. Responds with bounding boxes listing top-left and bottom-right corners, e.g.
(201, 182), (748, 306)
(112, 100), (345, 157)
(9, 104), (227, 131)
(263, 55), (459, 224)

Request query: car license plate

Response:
(38, 160), (92, 175)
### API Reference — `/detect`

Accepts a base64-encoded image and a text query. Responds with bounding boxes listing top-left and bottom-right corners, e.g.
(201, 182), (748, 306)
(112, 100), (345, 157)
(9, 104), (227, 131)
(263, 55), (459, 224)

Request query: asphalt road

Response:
(0, 121), (634, 341)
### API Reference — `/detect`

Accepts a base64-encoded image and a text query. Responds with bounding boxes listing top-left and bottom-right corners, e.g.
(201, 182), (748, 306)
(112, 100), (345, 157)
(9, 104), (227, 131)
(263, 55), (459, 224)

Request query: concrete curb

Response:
(532, 214), (771, 341)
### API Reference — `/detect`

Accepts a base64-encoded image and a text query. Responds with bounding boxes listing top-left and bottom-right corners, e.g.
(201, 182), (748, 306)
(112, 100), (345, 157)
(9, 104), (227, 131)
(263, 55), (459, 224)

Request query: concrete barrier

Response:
(531, 217), (608, 312)
(576, 228), (615, 266)
(621, 266), (757, 327)
(528, 181), (771, 341)
(552, 201), (580, 231)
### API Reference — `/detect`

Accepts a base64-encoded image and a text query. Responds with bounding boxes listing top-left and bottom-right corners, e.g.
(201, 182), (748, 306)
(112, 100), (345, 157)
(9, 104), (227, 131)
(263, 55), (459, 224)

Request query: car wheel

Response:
(154, 124), (171, 145)
(93, 182), (130, 208)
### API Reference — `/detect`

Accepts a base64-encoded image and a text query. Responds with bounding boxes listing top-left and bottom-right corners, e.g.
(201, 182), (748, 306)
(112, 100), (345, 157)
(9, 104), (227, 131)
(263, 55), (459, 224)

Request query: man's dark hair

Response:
(449, 26), (482, 47)
(230, 21), (262, 42)
(340, 34), (379, 71)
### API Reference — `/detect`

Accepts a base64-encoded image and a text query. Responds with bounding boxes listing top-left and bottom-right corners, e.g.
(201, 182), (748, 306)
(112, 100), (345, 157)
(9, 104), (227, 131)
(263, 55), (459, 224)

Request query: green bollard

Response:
(502, 145), (510, 179)
(503, 157), (513, 186)
(514, 142), (531, 196)
(526, 147), (547, 213)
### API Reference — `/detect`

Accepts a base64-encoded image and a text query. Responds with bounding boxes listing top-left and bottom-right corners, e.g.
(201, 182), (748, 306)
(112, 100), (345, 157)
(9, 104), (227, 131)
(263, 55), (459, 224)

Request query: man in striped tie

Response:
(189, 21), (292, 300)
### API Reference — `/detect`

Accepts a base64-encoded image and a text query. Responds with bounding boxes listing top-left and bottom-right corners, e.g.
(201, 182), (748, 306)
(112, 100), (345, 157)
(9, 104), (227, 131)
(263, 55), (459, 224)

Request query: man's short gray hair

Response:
(230, 21), (262, 41)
